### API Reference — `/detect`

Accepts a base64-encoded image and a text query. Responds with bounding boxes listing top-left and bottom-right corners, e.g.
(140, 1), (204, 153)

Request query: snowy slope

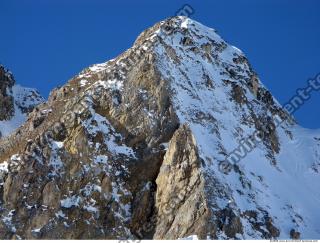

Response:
(154, 17), (320, 238)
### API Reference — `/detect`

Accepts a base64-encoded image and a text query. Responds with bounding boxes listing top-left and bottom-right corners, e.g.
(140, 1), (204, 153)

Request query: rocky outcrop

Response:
(0, 66), (15, 121)
(0, 23), (180, 239)
(155, 124), (211, 239)
(0, 65), (44, 138)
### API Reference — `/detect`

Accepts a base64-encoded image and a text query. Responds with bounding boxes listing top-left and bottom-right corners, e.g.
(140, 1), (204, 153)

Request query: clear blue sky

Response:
(1, 0), (319, 128)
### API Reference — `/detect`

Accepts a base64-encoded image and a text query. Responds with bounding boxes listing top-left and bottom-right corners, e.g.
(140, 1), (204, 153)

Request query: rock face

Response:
(0, 17), (320, 239)
(0, 66), (15, 122)
(0, 65), (44, 138)
(154, 124), (211, 239)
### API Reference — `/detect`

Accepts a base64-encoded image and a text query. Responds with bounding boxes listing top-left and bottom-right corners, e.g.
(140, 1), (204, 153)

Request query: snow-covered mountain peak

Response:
(0, 18), (319, 240)
(152, 17), (320, 239)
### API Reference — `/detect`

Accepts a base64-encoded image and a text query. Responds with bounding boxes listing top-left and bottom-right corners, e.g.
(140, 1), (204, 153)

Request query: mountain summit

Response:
(0, 16), (319, 240)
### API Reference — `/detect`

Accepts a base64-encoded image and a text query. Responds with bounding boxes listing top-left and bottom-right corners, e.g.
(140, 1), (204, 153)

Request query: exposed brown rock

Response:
(154, 124), (212, 239)
(290, 229), (301, 239)
(0, 66), (15, 121)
